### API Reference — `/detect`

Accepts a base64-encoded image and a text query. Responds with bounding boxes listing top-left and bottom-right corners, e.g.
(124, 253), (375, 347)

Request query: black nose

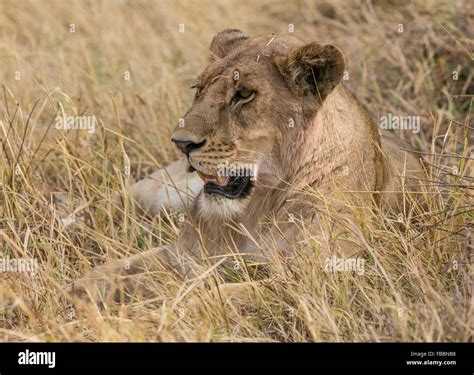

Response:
(171, 139), (205, 155)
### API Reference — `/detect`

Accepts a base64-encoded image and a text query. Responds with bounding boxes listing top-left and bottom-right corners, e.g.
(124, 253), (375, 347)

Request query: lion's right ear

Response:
(209, 29), (249, 62)
(275, 42), (345, 101)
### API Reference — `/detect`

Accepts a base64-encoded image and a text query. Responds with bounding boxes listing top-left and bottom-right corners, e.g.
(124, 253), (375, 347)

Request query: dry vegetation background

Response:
(0, 0), (472, 341)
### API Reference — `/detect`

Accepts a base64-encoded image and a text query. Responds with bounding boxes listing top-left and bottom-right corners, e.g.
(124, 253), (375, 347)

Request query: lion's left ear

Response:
(275, 42), (345, 100)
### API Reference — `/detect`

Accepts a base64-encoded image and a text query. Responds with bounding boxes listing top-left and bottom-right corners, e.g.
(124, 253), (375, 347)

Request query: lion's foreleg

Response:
(66, 245), (195, 304)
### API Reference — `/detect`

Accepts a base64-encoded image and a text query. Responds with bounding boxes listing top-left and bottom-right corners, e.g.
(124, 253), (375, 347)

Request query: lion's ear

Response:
(275, 42), (345, 100)
(209, 29), (249, 61)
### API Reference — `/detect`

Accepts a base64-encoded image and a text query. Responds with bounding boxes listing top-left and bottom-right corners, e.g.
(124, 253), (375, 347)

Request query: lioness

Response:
(69, 29), (424, 301)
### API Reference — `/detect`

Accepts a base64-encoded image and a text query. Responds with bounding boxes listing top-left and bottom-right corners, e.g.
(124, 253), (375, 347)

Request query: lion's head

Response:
(171, 29), (345, 219)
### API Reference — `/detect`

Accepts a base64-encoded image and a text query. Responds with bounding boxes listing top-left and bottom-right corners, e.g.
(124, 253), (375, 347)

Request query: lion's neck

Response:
(288, 85), (378, 193)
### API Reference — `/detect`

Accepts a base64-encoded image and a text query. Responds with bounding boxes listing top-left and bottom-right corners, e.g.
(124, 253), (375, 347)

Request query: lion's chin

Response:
(197, 192), (248, 220)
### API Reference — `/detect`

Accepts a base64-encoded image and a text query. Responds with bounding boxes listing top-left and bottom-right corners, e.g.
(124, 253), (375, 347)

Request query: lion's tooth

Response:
(216, 176), (228, 186)
(197, 171), (228, 185)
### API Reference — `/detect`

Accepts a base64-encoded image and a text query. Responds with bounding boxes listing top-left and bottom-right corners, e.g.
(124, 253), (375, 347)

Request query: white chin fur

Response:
(198, 193), (246, 219)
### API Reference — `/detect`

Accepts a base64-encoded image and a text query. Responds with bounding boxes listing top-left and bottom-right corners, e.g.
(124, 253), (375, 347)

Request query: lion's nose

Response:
(171, 138), (206, 155)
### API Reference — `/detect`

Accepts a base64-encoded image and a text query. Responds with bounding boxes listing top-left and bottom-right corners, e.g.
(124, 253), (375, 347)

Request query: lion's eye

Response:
(230, 87), (256, 107)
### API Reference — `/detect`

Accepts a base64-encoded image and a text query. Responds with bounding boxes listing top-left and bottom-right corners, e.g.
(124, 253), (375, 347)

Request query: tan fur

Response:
(69, 30), (425, 302)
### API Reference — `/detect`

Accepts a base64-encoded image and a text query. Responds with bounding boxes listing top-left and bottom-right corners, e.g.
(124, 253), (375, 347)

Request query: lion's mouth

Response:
(196, 171), (251, 199)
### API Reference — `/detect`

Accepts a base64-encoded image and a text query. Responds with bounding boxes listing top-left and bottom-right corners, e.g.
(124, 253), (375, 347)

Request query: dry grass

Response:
(0, 0), (472, 342)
